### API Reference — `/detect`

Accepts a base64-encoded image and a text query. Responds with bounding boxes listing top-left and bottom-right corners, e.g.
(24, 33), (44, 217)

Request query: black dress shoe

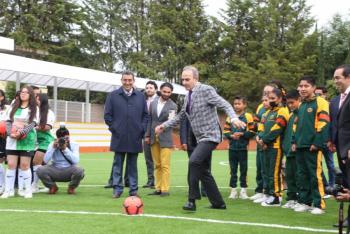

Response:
(112, 192), (122, 198)
(142, 183), (155, 188)
(333, 218), (349, 228)
(129, 192), (139, 197)
(183, 201), (196, 211)
(104, 184), (113, 189)
(148, 191), (161, 195)
(160, 192), (170, 197)
(208, 204), (226, 210)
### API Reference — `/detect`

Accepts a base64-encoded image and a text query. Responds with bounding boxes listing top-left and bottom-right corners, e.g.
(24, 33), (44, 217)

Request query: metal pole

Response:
(16, 72), (21, 91)
(85, 82), (90, 123)
(53, 77), (58, 121)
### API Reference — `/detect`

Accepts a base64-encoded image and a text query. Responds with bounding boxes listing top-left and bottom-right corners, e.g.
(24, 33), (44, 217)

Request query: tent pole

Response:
(85, 82), (90, 123)
(16, 72), (20, 91)
(53, 77), (58, 121)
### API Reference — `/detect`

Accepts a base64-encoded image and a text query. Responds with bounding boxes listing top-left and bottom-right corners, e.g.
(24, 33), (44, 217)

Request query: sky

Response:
(203, 0), (350, 27)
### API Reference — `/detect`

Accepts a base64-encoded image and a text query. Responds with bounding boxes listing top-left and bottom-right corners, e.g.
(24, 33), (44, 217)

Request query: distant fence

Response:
(48, 99), (104, 123)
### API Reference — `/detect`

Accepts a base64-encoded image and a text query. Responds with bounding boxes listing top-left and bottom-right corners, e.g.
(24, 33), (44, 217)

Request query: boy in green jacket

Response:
(224, 96), (255, 199)
(292, 76), (329, 215)
(282, 90), (301, 209)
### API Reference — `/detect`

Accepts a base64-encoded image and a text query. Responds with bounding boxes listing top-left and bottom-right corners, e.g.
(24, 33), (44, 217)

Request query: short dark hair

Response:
(299, 76), (316, 86)
(146, 81), (158, 90)
(336, 64), (350, 78)
(31, 85), (40, 90)
(233, 95), (247, 104)
(56, 126), (70, 138)
(285, 89), (300, 100)
(316, 86), (327, 94)
(160, 82), (173, 91)
(122, 71), (135, 80)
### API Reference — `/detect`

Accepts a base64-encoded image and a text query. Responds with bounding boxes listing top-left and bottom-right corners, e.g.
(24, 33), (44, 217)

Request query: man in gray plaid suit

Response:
(155, 66), (246, 211)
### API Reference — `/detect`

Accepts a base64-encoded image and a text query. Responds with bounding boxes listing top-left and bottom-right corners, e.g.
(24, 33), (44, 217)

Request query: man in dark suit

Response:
(145, 82), (177, 196)
(333, 64), (350, 228)
(156, 66), (245, 211)
(104, 71), (148, 198)
(180, 116), (209, 197)
(142, 81), (158, 189)
(334, 64), (350, 183)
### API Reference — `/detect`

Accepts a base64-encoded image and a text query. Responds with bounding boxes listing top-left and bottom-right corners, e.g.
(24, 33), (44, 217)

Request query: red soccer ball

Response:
(0, 121), (6, 138)
(123, 196), (143, 215)
(10, 125), (26, 140)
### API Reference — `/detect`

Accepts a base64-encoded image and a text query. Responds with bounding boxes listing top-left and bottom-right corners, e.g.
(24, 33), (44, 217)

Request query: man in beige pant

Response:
(145, 82), (177, 196)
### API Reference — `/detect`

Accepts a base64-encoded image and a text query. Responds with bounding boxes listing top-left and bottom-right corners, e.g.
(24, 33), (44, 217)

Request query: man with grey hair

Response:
(156, 65), (245, 211)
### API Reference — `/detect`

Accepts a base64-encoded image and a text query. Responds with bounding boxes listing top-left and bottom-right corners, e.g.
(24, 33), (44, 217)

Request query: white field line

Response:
(0, 209), (337, 233)
(78, 184), (252, 189)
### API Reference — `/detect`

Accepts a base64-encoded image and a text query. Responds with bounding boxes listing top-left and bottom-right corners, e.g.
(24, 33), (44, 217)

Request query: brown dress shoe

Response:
(113, 192), (122, 198)
(67, 187), (76, 195)
(49, 185), (58, 194)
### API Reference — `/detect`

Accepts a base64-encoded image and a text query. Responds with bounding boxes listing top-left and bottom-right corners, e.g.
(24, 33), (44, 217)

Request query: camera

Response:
(58, 137), (67, 149)
(325, 168), (344, 197)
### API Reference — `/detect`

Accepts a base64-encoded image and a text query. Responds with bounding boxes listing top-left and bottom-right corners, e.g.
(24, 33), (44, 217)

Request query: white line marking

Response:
(218, 161), (255, 169)
(0, 209), (337, 233)
(78, 184), (255, 190)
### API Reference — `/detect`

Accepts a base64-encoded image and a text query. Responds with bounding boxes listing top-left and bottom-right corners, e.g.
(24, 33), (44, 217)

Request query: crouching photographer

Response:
(331, 168), (350, 234)
(37, 125), (84, 195)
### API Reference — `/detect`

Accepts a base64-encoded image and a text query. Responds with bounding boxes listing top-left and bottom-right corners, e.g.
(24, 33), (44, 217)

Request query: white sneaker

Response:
(310, 207), (325, 215)
(323, 194), (332, 199)
(24, 192), (32, 199)
(254, 194), (269, 203)
(294, 204), (311, 212)
(39, 187), (49, 193)
(18, 189), (25, 197)
(282, 200), (296, 209)
(24, 189), (33, 199)
(250, 193), (264, 200)
(239, 188), (249, 200)
(228, 188), (238, 199)
(32, 184), (40, 193)
(1, 190), (15, 199)
(261, 196), (281, 207)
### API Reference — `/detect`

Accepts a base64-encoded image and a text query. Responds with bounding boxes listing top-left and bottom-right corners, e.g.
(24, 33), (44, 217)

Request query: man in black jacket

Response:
(334, 65), (350, 182)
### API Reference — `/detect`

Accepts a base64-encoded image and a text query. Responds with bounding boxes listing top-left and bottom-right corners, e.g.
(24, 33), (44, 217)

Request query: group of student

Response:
(0, 85), (55, 199)
(224, 76), (330, 215)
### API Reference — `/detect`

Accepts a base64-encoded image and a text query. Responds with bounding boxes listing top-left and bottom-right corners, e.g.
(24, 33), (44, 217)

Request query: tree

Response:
(83, 0), (131, 72)
(321, 14), (350, 81)
(204, 0), (318, 108)
(124, 0), (209, 83)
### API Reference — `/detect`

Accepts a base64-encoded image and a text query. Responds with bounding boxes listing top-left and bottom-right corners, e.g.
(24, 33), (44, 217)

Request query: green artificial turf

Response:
(0, 151), (340, 233)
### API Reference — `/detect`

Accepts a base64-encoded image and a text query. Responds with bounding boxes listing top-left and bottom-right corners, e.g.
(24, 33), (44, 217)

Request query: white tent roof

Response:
(0, 53), (187, 95)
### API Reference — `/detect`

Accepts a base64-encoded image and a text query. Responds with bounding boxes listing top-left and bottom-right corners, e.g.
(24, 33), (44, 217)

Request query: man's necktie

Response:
(186, 90), (192, 114)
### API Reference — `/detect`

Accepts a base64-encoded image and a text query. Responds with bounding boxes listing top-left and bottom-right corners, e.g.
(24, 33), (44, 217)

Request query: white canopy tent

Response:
(0, 53), (187, 121)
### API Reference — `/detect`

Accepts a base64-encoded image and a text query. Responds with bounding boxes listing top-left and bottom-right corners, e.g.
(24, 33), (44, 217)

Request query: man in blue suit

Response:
(104, 71), (148, 198)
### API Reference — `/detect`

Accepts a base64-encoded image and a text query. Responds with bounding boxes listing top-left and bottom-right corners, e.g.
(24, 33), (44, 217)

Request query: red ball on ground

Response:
(123, 196), (143, 215)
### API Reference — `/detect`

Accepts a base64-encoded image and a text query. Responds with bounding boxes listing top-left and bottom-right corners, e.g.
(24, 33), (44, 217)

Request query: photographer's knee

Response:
(36, 167), (46, 178)
(74, 167), (85, 179)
